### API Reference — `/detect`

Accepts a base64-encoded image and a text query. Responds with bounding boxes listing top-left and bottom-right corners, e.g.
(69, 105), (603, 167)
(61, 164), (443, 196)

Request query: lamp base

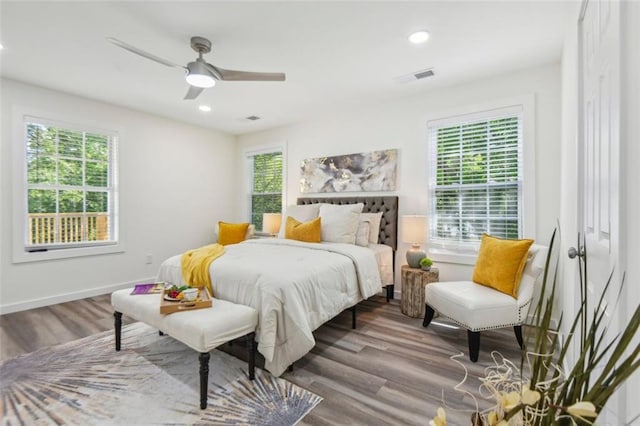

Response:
(406, 245), (426, 268)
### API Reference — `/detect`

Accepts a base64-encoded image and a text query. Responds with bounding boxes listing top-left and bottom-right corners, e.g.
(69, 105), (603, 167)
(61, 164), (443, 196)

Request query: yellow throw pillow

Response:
(218, 222), (250, 246)
(285, 216), (321, 243)
(472, 233), (534, 298)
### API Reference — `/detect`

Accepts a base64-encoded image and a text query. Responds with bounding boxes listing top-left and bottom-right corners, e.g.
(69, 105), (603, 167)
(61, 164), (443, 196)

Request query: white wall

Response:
(0, 79), (238, 313)
(236, 64), (562, 288)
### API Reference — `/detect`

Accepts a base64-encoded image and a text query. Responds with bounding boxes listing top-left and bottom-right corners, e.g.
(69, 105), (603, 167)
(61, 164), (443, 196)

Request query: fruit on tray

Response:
(166, 285), (190, 299)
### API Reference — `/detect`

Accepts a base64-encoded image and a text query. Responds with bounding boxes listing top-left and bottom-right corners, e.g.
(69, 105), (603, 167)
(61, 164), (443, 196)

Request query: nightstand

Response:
(401, 265), (439, 318)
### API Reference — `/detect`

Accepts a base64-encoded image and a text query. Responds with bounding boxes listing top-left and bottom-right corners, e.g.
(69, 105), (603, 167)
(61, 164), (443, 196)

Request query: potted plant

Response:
(420, 257), (433, 271)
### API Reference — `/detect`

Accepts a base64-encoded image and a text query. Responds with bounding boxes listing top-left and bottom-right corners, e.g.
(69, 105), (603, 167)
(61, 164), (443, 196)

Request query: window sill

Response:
(428, 248), (478, 266)
(12, 242), (124, 264)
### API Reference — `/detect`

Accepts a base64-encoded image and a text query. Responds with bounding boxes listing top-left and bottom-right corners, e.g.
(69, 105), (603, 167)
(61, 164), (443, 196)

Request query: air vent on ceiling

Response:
(246, 115), (261, 121)
(394, 68), (435, 84)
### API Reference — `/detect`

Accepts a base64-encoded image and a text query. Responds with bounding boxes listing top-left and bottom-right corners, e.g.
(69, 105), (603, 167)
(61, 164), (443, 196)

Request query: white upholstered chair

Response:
(422, 244), (547, 362)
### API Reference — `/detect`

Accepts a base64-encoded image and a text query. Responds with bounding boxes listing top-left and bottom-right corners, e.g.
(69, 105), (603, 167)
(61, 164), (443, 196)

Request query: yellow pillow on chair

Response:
(473, 233), (534, 298)
(285, 216), (321, 243)
(218, 222), (250, 245)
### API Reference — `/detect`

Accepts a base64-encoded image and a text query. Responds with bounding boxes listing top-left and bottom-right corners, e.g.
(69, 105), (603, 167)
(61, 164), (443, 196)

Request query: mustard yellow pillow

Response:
(472, 233), (534, 298)
(285, 216), (321, 243)
(218, 222), (250, 246)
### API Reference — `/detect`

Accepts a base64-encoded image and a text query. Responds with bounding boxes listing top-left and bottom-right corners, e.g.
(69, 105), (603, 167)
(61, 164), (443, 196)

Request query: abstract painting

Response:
(300, 149), (397, 193)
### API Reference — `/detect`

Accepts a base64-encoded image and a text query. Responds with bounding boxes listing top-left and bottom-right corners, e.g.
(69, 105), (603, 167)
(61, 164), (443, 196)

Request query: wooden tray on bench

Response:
(160, 288), (212, 314)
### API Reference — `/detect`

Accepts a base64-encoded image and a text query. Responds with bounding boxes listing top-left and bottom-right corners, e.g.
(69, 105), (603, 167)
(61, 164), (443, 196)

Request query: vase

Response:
(421, 266), (431, 271)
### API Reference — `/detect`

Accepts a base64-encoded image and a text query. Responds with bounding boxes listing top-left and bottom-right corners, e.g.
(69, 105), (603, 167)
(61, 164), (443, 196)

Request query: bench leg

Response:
(247, 332), (255, 380)
(114, 311), (122, 351)
(199, 352), (210, 409)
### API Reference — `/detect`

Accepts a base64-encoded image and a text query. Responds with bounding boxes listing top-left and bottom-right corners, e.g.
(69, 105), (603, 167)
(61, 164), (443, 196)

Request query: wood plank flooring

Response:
(0, 294), (526, 425)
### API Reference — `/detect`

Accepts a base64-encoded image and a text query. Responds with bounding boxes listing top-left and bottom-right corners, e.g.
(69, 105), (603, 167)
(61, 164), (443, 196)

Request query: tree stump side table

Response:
(401, 265), (439, 318)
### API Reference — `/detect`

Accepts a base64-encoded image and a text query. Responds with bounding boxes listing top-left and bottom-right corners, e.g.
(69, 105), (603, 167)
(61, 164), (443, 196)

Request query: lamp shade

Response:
(263, 213), (282, 235)
(401, 215), (427, 244)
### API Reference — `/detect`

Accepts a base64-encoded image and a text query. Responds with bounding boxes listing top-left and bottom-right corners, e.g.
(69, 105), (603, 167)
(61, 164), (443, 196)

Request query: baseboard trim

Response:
(0, 276), (156, 315)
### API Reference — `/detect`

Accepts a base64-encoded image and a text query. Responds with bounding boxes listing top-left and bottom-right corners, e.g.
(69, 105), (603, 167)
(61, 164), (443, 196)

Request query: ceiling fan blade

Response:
(107, 37), (185, 69)
(216, 67), (286, 82)
(184, 85), (205, 100)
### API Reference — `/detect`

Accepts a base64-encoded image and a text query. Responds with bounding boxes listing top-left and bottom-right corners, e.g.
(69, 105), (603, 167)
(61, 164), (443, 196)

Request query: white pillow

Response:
(278, 204), (321, 238)
(319, 203), (364, 244)
(355, 220), (370, 247)
(361, 212), (383, 244)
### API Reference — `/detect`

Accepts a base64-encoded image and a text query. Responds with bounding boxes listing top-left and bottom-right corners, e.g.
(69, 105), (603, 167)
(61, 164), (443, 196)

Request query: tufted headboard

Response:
(296, 196), (398, 252)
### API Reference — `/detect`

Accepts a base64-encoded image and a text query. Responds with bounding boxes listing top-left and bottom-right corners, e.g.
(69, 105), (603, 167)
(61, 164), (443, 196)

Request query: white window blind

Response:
(24, 117), (118, 251)
(428, 107), (523, 252)
(247, 149), (283, 230)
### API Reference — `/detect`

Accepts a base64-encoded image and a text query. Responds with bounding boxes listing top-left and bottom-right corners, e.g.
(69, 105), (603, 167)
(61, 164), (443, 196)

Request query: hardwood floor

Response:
(0, 294), (525, 425)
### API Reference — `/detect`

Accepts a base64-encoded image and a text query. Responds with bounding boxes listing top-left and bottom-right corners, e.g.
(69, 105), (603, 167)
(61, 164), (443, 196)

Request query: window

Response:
(23, 117), (118, 252)
(247, 149), (283, 230)
(428, 106), (525, 253)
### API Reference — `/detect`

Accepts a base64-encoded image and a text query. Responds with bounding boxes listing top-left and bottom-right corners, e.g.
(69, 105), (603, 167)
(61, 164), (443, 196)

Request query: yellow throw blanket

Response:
(181, 243), (225, 297)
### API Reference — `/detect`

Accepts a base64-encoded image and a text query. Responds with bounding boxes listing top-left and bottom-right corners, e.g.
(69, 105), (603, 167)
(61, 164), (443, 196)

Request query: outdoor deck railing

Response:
(28, 213), (109, 244)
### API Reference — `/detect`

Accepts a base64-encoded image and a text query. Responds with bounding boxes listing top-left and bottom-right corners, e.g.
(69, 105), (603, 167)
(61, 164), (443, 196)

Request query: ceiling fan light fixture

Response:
(408, 30), (430, 44)
(186, 61), (216, 88)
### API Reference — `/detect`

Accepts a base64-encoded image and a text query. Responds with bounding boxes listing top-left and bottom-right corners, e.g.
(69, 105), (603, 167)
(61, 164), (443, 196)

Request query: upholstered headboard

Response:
(296, 196), (398, 252)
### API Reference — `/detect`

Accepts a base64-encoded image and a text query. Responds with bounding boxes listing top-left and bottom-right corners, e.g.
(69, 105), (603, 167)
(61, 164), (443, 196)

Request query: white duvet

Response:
(156, 238), (382, 376)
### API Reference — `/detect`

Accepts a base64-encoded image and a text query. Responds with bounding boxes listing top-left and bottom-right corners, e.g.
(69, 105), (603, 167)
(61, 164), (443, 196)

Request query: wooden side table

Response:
(401, 265), (439, 318)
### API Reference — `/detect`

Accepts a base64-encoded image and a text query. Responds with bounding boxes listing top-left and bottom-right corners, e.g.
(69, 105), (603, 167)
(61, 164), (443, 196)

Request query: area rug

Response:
(0, 322), (322, 425)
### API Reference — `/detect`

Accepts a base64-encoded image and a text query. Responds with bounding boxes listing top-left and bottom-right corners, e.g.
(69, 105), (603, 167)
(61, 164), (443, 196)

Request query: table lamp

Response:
(262, 213), (282, 236)
(401, 215), (427, 268)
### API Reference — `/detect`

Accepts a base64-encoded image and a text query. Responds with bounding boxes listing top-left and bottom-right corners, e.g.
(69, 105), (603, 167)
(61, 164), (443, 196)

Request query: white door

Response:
(577, 0), (622, 422)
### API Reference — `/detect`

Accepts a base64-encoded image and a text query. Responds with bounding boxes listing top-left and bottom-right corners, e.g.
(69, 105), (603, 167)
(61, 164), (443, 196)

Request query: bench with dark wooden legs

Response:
(111, 288), (258, 409)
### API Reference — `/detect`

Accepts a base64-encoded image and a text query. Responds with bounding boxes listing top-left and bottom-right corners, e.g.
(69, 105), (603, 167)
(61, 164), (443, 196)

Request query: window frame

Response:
(244, 144), (286, 232)
(427, 97), (536, 265)
(11, 107), (123, 263)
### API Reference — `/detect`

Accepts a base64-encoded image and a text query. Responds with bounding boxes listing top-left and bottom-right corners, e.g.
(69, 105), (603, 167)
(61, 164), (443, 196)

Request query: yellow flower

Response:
(500, 391), (521, 411)
(566, 401), (598, 419)
(429, 407), (447, 426)
(487, 411), (501, 425)
(521, 384), (541, 406)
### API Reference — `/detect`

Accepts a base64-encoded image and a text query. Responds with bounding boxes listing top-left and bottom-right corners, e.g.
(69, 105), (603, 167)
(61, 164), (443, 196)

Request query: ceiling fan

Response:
(107, 36), (286, 100)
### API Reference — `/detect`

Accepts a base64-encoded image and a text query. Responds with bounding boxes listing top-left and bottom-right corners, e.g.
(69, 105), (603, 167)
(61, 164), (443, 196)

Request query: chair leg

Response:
(422, 305), (435, 327)
(467, 330), (480, 362)
(514, 325), (524, 349)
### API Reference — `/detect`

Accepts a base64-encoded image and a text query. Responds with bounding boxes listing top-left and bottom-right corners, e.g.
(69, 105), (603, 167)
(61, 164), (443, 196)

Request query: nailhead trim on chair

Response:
(428, 298), (533, 332)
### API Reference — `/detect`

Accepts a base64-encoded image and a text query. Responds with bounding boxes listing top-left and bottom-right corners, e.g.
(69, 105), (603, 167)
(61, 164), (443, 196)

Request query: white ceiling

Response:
(1, 1), (575, 135)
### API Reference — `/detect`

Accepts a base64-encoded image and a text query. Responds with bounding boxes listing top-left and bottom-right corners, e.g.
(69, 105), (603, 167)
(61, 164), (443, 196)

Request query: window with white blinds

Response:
(23, 117), (118, 251)
(428, 107), (523, 252)
(247, 149), (283, 230)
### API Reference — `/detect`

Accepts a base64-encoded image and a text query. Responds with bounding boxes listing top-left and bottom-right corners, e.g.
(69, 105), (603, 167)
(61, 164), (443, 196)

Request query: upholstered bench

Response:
(111, 288), (258, 409)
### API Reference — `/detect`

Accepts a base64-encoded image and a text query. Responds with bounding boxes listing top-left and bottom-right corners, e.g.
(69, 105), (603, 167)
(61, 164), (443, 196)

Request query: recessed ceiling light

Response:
(408, 30), (430, 44)
(198, 105), (211, 112)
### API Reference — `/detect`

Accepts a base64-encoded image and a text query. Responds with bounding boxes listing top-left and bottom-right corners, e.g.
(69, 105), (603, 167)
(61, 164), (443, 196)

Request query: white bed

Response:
(157, 196), (398, 376)
(157, 239), (386, 375)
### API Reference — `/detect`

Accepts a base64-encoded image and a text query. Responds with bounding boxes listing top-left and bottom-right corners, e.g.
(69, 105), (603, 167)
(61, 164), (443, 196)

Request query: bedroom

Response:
(1, 1), (638, 424)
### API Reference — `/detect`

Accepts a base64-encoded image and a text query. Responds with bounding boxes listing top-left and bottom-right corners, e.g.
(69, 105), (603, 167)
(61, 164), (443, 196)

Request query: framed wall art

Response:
(300, 149), (397, 193)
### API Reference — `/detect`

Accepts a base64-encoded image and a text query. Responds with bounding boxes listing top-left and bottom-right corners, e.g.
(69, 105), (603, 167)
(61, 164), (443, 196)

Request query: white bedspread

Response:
(156, 238), (382, 376)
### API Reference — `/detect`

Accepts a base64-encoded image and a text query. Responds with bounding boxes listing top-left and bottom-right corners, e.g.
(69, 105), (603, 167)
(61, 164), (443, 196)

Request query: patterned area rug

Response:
(0, 322), (322, 425)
